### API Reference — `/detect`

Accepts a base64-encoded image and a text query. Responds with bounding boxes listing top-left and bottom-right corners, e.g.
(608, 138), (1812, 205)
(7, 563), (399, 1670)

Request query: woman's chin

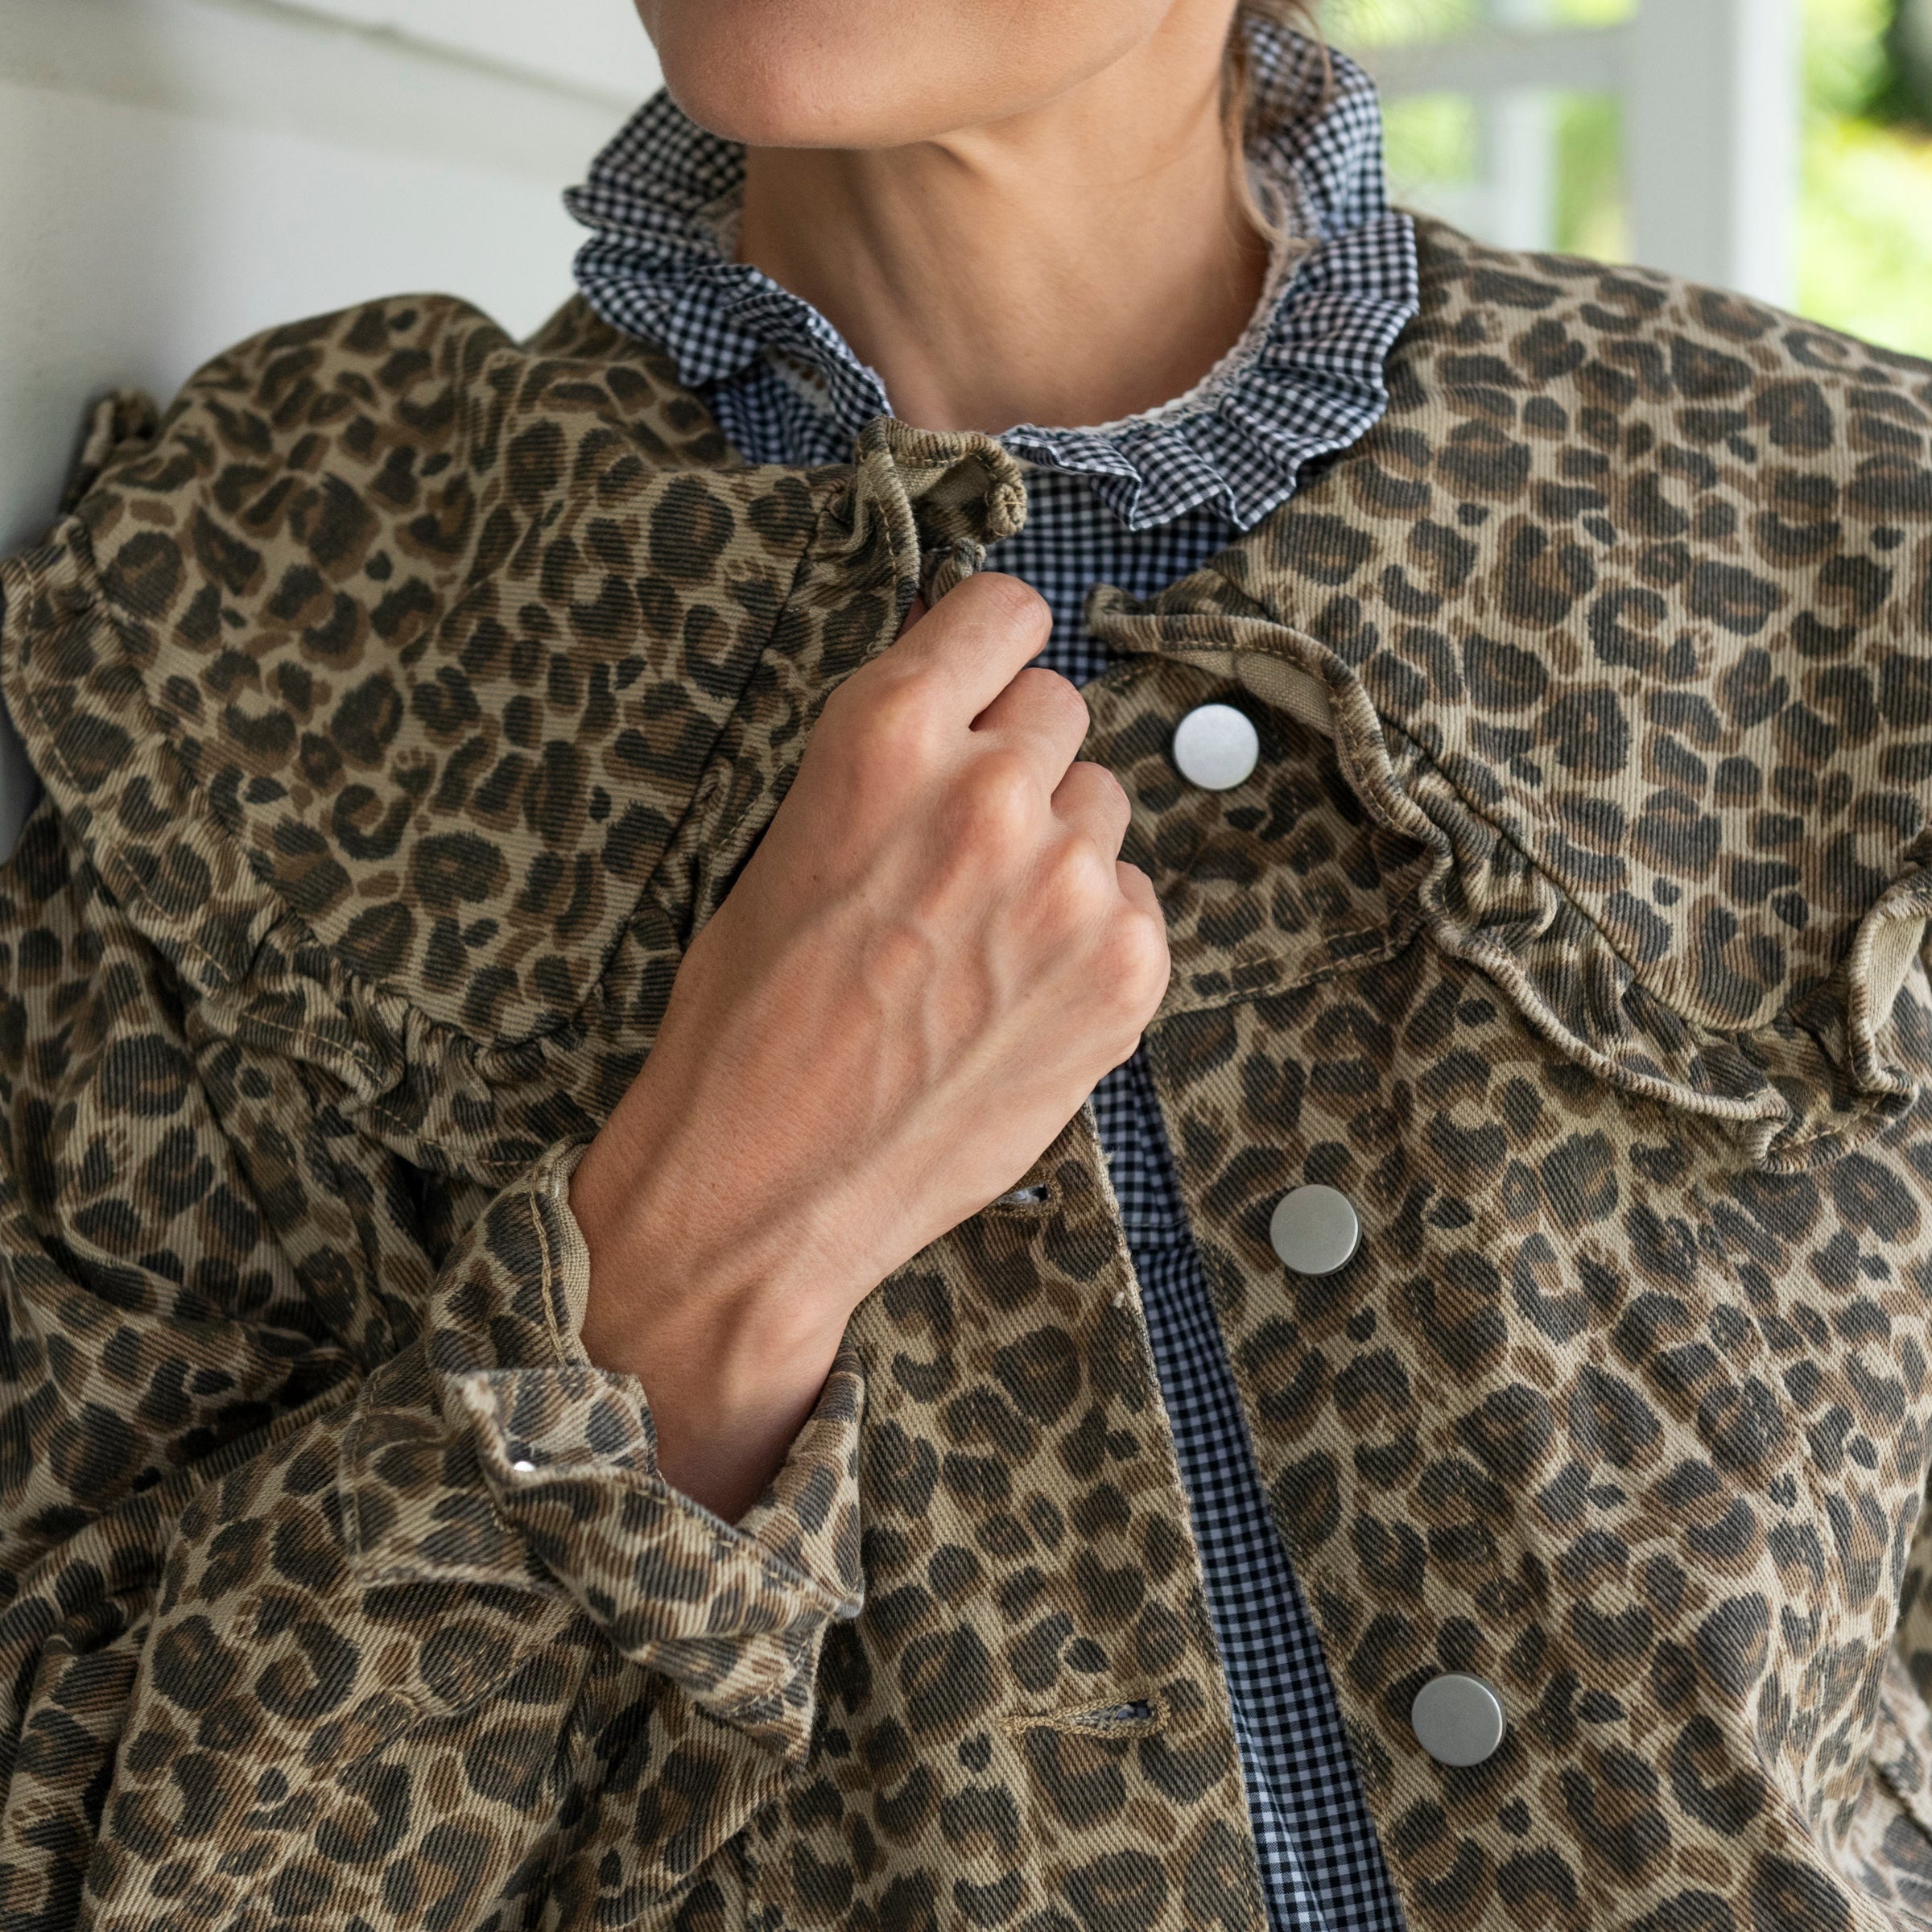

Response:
(645, 11), (908, 149)
(667, 76), (999, 151)
(642, 0), (1159, 151)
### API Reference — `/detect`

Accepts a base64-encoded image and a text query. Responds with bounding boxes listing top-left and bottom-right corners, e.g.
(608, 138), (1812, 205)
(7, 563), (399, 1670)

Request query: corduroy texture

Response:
(596, 44), (1423, 1914)
(0, 219), (1927, 1930)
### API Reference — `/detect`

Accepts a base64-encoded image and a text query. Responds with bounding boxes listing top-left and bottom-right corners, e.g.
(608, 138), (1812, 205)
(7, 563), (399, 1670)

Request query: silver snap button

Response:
(1411, 1674), (1505, 1767)
(1172, 704), (1260, 791)
(1268, 1185), (1360, 1277)
(510, 1459), (537, 1474)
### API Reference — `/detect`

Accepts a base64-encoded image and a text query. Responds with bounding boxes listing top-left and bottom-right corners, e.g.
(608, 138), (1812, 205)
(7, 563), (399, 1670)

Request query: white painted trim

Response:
(1356, 25), (1629, 102)
(1626, 0), (1798, 303)
(283, 0), (660, 104)
(1356, 0), (1796, 305)
(1476, 0), (1561, 256)
(0, 0), (634, 177)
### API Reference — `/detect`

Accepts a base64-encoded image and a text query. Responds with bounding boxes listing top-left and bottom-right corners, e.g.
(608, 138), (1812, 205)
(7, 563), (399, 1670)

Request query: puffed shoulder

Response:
(0, 292), (844, 1059)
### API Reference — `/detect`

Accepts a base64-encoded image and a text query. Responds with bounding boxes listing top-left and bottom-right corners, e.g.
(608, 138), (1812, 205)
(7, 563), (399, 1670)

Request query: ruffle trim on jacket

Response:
(0, 395), (1030, 1194)
(1088, 592), (1932, 1173)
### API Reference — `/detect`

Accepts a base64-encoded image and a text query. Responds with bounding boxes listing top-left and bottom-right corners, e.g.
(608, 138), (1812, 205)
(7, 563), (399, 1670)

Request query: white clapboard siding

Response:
(284, 0), (660, 101)
(0, 0), (663, 849)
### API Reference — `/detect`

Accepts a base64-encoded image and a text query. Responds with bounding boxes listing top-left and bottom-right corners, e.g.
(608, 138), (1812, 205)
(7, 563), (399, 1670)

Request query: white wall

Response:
(0, 0), (663, 849)
(283, 0), (658, 98)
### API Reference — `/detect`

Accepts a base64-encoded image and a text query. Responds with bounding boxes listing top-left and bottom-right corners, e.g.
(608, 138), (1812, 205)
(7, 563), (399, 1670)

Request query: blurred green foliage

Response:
(1319, 0), (1932, 355)
(1800, 0), (1932, 352)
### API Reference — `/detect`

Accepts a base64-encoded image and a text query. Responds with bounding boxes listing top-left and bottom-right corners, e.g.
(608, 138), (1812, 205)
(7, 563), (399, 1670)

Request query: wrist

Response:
(567, 1135), (853, 1519)
(569, 1134), (832, 1365)
(588, 1277), (848, 1521)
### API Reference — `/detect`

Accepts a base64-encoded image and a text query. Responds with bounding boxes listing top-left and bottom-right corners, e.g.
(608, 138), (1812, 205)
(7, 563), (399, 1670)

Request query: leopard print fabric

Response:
(0, 219), (1927, 1932)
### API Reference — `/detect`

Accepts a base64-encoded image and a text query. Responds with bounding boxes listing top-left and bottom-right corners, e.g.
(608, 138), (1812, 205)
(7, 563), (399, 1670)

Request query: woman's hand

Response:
(568, 572), (1170, 1519)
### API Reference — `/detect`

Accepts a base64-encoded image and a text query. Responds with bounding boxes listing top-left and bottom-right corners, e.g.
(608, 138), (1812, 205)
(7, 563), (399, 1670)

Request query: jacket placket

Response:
(716, 427), (1274, 1932)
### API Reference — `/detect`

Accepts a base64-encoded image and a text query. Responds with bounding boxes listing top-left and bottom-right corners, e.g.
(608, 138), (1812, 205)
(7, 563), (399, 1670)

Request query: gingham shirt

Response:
(568, 21), (1418, 1932)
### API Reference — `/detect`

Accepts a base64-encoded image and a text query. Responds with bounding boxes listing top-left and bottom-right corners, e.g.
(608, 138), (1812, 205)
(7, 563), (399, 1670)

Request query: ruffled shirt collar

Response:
(566, 17), (1419, 531)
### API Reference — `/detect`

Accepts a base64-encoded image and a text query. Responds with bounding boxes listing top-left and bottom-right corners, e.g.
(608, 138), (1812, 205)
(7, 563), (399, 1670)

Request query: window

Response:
(1321, 0), (1801, 303)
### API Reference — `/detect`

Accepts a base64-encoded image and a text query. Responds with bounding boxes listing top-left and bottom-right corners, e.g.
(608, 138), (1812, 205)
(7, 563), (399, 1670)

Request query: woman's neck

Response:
(735, 10), (1270, 435)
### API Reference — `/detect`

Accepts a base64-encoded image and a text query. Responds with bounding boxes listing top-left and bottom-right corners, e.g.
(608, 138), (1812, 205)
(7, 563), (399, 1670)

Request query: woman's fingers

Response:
(1051, 758), (1133, 855)
(975, 666), (1092, 783)
(878, 572), (1052, 718)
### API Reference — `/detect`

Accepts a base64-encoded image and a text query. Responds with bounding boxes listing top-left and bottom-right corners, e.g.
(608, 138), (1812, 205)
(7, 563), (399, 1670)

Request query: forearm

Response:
(569, 570), (1169, 1525)
(571, 1099), (854, 1524)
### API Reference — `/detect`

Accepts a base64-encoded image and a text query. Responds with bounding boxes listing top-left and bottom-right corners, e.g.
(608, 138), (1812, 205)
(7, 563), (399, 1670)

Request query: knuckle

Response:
(955, 749), (1039, 844)
(1050, 680), (1094, 743)
(1080, 760), (1129, 814)
(1044, 836), (1117, 908)
(963, 571), (1051, 641)
(1014, 665), (1088, 726)
(1098, 905), (1171, 1012)
(838, 671), (945, 765)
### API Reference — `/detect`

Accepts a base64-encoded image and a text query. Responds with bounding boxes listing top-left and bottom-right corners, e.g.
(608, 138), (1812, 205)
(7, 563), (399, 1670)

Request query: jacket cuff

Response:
(358, 1141), (865, 1757)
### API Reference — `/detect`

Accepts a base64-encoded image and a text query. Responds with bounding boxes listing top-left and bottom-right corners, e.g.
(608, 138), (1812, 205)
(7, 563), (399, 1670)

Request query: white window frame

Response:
(1348, 0), (1800, 305)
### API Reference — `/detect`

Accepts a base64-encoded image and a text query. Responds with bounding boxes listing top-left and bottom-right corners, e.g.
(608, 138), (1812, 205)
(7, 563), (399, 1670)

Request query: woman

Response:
(0, 1), (1929, 1928)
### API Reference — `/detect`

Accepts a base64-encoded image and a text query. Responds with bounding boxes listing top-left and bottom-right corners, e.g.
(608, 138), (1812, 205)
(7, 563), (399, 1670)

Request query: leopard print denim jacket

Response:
(1, 217), (1931, 1932)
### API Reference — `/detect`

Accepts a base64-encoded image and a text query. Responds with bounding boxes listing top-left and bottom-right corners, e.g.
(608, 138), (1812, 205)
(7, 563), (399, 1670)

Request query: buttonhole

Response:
(993, 1183), (1051, 1208)
(1053, 1698), (1160, 1739)
(1003, 1697), (1162, 1744)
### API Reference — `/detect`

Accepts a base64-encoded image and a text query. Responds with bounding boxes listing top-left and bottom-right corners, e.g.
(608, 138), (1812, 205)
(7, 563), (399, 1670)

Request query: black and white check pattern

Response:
(568, 19), (1417, 1931)
(567, 20), (1418, 534)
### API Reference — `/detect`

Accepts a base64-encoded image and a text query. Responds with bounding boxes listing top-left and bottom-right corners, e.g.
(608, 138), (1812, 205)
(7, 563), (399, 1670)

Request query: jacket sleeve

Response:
(0, 316), (1013, 1930)
(0, 786), (863, 1927)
